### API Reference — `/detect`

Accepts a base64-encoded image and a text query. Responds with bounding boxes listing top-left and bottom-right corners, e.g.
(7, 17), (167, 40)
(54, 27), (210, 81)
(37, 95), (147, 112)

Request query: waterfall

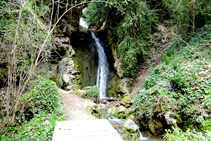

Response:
(79, 9), (88, 28)
(91, 32), (109, 99)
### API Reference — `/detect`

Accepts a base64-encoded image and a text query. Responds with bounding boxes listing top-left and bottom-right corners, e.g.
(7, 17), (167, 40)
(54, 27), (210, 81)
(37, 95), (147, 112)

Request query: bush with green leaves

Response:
(1, 111), (65, 141)
(81, 86), (99, 102)
(0, 78), (66, 140)
(17, 79), (60, 121)
(162, 0), (211, 35)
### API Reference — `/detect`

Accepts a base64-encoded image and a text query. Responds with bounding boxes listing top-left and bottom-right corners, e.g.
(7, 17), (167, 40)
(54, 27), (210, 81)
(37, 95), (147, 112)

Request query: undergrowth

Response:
(132, 23), (211, 138)
(0, 79), (66, 140)
(81, 85), (99, 102)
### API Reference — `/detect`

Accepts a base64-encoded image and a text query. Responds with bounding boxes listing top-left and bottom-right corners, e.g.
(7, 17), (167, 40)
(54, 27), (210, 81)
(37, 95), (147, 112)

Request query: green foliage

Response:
(162, 0), (211, 34)
(115, 0), (158, 76)
(20, 79), (60, 115)
(0, 111), (65, 141)
(81, 86), (99, 102)
(164, 125), (211, 141)
(133, 28), (211, 131)
(1, 78), (65, 140)
(82, 2), (107, 25)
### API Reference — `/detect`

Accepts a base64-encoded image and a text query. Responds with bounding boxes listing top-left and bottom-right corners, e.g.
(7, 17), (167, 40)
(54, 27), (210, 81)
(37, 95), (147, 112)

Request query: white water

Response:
(91, 32), (109, 98)
(79, 8), (88, 28)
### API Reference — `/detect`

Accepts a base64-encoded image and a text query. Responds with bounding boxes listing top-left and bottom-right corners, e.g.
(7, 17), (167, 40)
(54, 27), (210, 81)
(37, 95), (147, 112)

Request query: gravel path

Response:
(59, 88), (96, 121)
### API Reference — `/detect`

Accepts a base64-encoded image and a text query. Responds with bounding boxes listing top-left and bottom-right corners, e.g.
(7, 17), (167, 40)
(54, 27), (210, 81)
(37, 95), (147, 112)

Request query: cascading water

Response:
(80, 9), (109, 98)
(91, 32), (109, 98)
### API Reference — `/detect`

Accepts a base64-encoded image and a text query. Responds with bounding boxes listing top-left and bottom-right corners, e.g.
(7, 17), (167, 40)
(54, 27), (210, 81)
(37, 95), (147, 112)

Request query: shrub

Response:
(164, 125), (211, 141)
(0, 111), (65, 141)
(81, 86), (99, 102)
(18, 79), (60, 121)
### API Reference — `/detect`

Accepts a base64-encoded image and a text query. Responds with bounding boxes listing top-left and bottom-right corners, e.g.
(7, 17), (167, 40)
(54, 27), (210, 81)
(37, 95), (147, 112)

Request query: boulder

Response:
(122, 119), (139, 133)
(58, 57), (75, 90)
(118, 105), (127, 113)
(149, 119), (164, 136)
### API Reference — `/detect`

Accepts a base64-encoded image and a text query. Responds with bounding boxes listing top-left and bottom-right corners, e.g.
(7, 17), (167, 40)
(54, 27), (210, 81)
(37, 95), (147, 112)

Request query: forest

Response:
(0, 0), (211, 140)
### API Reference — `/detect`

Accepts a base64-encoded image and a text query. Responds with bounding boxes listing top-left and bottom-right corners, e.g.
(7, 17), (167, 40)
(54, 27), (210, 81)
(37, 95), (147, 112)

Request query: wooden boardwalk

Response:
(52, 119), (123, 141)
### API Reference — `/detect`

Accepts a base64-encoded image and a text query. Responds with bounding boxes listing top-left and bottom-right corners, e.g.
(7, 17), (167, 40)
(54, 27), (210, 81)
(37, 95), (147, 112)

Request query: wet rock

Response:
(122, 119), (139, 133)
(149, 119), (164, 136)
(79, 25), (89, 33)
(96, 104), (107, 110)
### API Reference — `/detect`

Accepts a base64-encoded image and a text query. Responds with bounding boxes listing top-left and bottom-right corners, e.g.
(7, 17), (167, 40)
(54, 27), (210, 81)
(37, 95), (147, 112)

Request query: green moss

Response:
(74, 45), (97, 88)
(72, 56), (82, 92)
(107, 78), (122, 97)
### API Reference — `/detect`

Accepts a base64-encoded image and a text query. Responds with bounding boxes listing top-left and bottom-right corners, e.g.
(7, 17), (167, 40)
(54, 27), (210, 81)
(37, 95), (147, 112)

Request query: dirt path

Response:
(58, 88), (96, 120)
(131, 24), (172, 97)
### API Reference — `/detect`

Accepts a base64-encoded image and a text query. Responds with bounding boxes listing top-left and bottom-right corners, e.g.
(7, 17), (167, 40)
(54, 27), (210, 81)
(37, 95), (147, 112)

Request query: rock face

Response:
(107, 75), (131, 97)
(149, 119), (164, 136)
(71, 29), (98, 88)
(58, 57), (75, 90)
(52, 37), (75, 58)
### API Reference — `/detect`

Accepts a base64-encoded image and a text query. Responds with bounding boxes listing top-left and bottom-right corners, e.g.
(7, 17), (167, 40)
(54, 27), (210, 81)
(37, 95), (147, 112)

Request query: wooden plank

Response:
(53, 134), (122, 141)
(55, 119), (109, 126)
(53, 130), (119, 137)
(52, 119), (123, 141)
(53, 138), (123, 141)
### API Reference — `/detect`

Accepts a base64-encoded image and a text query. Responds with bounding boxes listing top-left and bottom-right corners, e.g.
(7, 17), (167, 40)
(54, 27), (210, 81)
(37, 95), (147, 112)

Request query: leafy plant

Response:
(164, 125), (211, 141)
(19, 79), (60, 118)
(81, 86), (99, 102)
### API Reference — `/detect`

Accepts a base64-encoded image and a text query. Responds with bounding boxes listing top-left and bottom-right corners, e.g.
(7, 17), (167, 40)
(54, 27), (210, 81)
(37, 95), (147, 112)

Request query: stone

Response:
(60, 37), (70, 44)
(114, 58), (124, 78)
(98, 104), (107, 110)
(53, 37), (75, 57)
(199, 70), (210, 77)
(128, 114), (135, 121)
(79, 25), (89, 33)
(107, 107), (118, 115)
(164, 111), (182, 125)
(118, 105), (127, 113)
(149, 119), (164, 136)
(119, 78), (130, 94)
(58, 57), (75, 90)
(122, 119), (139, 133)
